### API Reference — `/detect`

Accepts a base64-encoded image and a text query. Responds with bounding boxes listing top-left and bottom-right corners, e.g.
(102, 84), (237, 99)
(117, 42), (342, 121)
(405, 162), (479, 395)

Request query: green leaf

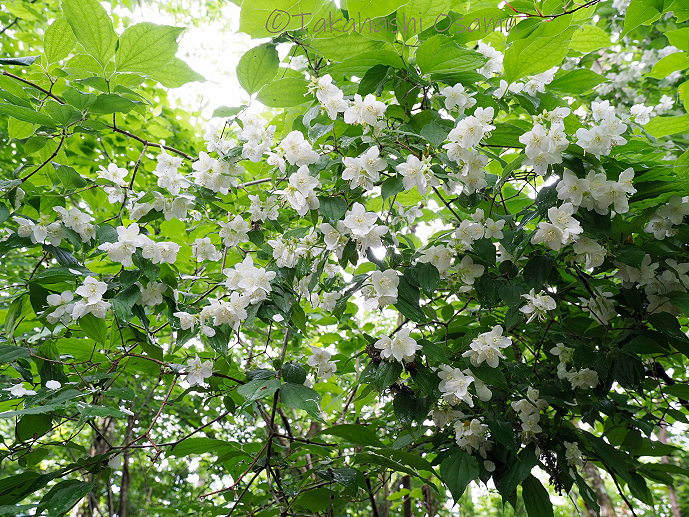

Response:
(489, 419), (517, 453)
(90, 94), (140, 114)
(311, 32), (386, 62)
(318, 196), (348, 223)
(645, 114), (689, 137)
(0, 203), (9, 225)
(37, 480), (95, 517)
(110, 284), (140, 322)
(44, 18), (76, 64)
(56, 164), (89, 190)
(0, 102), (56, 127)
(43, 102), (81, 127)
(239, 0), (323, 38)
(548, 69), (606, 94)
(440, 450), (479, 502)
(15, 415), (56, 449)
(256, 78), (310, 108)
(347, 0), (408, 20)
(62, 0), (118, 67)
(381, 175), (404, 200)
(280, 383), (323, 421)
(569, 24), (611, 53)
(664, 384), (689, 399)
(317, 424), (384, 447)
(237, 378), (280, 406)
(522, 475), (554, 517)
(621, 0), (663, 37)
(115, 23), (184, 73)
(0, 56), (40, 66)
(523, 255), (553, 290)
(420, 120), (449, 146)
(646, 52), (689, 79)
(503, 15), (576, 83)
(236, 44), (279, 95)
(394, 276), (425, 323)
(417, 262), (440, 295)
(78, 313), (107, 344)
(330, 50), (405, 75)
(374, 361), (403, 390)
(281, 363), (307, 384)
(212, 105), (243, 118)
(416, 35), (487, 75)
(665, 27), (689, 52)
(498, 444), (538, 500)
(393, 391), (417, 426)
(484, 123), (526, 148)
(0, 345), (31, 364)
(169, 438), (240, 456)
(149, 57), (205, 88)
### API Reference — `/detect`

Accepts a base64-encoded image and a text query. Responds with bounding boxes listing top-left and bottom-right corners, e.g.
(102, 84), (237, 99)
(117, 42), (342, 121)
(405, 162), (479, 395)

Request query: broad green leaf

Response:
(256, 78), (310, 107)
(646, 52), (689, 79)
(212, 105), (243, 118)
(310, 32), (386, 62)
(330, 50), (405, 75)
(318, 196), (348, 223)
(169, 438), (240, 456)
(664, 384), (689, 399)
(0, 56), (40, 66)
(90, 94), (140, 114)
(347, 0), (408, 20)
(44, 18), (76, 64)
(569, 24), (611, 53)
(115, 23), (184, 73)
(665, 27), (689, 52)
(317, 424), (385, 447)
(236, 44), (279, 95)
(0, 345), (31, 364)
(440, 450), (479, 501)
(420, 120), (449, 146)
(237, 378), (280, 405)
(37, 480), (94, 517)
(78, 313), (107, 344)
(0, 102), (56, 127)
(7, 118), (34, 139)
(417, 262), (440, 295)
(549, 69), (606, 94)
(503, 15), (576, 83)
(621, 0), (663, 37)
(522, 475), (554, 517)
(416, 35), (486, 75)
(374, 361), (404, 390)
(645, 114), (689, 137)
(62, 0), (118, 67)
(497, 444), (538, 500)
(281, 363), (307, 384)
(280, 383), (323, 421)
(239, 0), (324, 38)
(149, 57), (205, 88)
(381, 175), (404, 200)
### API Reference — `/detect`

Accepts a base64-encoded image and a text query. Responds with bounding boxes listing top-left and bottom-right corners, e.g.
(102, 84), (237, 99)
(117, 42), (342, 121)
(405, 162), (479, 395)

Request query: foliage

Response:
(1, 0), (689, 515)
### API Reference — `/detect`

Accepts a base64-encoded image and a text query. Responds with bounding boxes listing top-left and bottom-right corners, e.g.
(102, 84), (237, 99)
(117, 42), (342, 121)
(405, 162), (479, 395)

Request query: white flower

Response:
(4, 384), (37, 397)
(438, 365), (474, 406)
(307, 346), (332, 367)
(75, 276), (107, 304)
(371, 269), (399, 305)
(343, 203), (378, 237)
(531, 222), (565, 251)
(573, 237), (607, 269)
(448, 116), (484, 149)
(174, 311), (196, 331)
(192, 237), (222, 262)
(630, 103), (653, 125)
(440, 83), (474, 112)
(520, 289), (556, 323)
(344, 93), (386, 126)
(456, 256), (484, 290)
(418, 245), (453, 275)
(564, 441), (584, 468)
(375, 328), (420, 363)
(98, 163), (128, 186)
(46, 380), (61, 390)
(187, 355), (213, 386)
(462, 325), (511, 368)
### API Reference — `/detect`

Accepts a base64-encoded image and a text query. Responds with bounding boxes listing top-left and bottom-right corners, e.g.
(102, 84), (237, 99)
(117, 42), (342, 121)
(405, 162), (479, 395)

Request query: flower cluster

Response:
(307, 346), (336, 380)
(462, 325), (511, 368)
(72, 276), (110, 320)
(99, 223), (180, 266)
(550, 343), (600, 390)
(511, 387), (548, 437)
(374, 328), (421, 363)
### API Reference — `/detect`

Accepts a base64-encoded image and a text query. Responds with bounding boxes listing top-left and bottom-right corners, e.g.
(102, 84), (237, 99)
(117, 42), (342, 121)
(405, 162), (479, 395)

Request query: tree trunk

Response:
(660, 421), (682, 517)
(582, 462), (617, 517)
(402, 475), (412, 517)
(118, 415), (135, 517)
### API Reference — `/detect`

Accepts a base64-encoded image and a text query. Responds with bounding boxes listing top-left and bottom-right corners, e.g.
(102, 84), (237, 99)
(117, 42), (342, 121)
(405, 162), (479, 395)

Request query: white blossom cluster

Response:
(520, 289), (556, 323)
(644, 196), (689, 240)
(307, 346), (336, 380)
(343, 146), (387, 191)
(238, 113), (276, 163)
(462, 325), (511, 369)
(575, 100), (628, 158)
(454, 417), (492, 458)
(98, 223), (180, 266)
(374, 328), (421, 363)
(550, 343), (600, 390)
(519, 107), (569, 175)
(556, 167), (636, 215)
(72, 276), (111, 320)
(511, 387), (548, 437)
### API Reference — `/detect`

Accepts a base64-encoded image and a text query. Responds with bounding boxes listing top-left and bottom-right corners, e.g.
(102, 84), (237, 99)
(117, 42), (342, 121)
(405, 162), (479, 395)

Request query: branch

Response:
(21, 130), (66, 183)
